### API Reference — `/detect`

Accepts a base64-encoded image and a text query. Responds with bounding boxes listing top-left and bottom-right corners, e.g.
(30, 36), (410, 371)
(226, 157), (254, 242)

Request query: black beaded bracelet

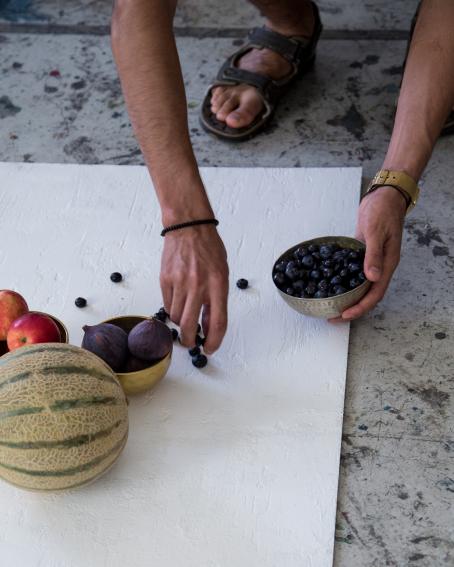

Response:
(161, 218), (219, 237)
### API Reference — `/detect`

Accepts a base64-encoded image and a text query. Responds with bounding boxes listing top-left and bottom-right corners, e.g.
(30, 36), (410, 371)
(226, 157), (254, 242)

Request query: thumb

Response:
(364, 232), (385, 282)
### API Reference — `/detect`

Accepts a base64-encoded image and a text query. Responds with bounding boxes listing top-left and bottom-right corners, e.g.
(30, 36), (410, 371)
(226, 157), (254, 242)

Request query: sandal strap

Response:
(216, 64), (280, 106)
(247, 27), (311, 66)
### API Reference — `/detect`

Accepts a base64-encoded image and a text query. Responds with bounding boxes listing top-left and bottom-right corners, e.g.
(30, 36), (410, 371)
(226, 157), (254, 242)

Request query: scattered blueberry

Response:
(75, 297), (87, 308)
(155, 309), (168, 322)
(236, 278), (249, 289)
(192, 354), (208, 368)
(171, 328), (179, 341)
(110, 272), (123, 283)
(189, 346), (201, 357)
(195, 334), (205, 347)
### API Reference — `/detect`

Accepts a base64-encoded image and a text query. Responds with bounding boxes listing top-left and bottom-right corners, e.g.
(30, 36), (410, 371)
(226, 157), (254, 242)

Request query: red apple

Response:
(6, 312), (61, 351)
(0, 290), (29, 340)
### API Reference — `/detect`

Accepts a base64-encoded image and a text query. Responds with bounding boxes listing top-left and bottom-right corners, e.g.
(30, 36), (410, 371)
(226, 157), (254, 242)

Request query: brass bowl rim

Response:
(272, 236), (369, 302)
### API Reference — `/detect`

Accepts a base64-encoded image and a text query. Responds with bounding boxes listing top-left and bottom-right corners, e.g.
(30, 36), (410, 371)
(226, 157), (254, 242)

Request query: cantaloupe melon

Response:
(0, 343), (129, 491)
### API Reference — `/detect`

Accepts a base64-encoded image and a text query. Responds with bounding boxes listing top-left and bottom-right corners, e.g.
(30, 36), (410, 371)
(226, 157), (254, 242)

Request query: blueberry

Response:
(348, 250), (360, 260)
(318, 279), (329, 291)
(197, 323), (202, 333)
(322, 259), (334, 268)
(155, 309), (167, 322)
(285, 286), (295, 296)
(310, 269), (321, 281)
(332, 251), (343, 261)
(358, 271), (366, 282)
(305, 281), (318, 296)
(320, 245), (335, 259)
(110, 272), (123, 283)
(237, 278), (249, 289)
(293, 280), (305, 293)
(314, 290), (328, 299)
(322, 267), (334, 279)
(275, 261), (287, 273)
(308, 244), (319, 253)
(348, 262), (361, 274)
(273, 272), (286, 287)
(349, 278), (361, 289)
(301, 255), (315, 268)
(340, 268), (349, 278)
(75, 297), (87, 308)
(285, 262), (300, 281)
(192, 354), (208, 368)
(311, 251), (321, 261)
(171, 328), (179, 341)
(195, 334), (205, 347)
(189, 346), (201, 357)
(334, 285), (347, 295)
(294, 246), (308, 259)
(330, 275), (343, 286)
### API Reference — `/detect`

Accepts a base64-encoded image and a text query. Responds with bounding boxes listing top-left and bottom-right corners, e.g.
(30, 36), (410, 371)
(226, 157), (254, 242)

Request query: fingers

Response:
(179, 292), (203, 348)
(160, 276), (173, 315)
(169, 285), (186, 327)
(339, 238), (401, 321)
(363, 229), (385, 282)
(204, 280), (228, 355)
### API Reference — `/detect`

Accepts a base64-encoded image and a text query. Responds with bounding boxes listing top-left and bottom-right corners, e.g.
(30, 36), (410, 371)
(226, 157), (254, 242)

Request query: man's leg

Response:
(211, 0), (316, 129)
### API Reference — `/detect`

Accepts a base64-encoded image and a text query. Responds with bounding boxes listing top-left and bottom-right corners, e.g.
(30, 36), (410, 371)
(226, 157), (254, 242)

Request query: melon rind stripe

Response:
(0, 431), (128, 477)
(0, 406), (45, 420)
(0, 419), (123, 449)
(0, 365), (122, 391)
(0, 396), (123, 421)
(0, 344), (84, 367)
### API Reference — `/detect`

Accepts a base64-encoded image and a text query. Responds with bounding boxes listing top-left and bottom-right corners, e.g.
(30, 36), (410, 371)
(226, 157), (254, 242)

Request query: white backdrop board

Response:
(0, 163), (361, 567)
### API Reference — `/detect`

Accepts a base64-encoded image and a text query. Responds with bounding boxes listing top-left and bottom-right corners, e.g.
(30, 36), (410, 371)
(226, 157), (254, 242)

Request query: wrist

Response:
(365, 185), (407, 216)
(150, 169), (214, 226)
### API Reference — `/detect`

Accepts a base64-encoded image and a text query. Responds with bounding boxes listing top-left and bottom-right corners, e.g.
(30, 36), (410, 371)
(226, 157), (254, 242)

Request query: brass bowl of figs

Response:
(272, 236), (371, 319)
(85, 315), (173, 395)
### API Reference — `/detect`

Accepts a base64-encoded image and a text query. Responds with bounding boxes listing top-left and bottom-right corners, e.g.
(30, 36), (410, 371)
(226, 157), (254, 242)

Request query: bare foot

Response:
(210, 15), (315, 129)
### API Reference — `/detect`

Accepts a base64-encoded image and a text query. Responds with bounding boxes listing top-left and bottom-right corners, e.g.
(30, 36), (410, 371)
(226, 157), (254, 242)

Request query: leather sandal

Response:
(199, 1), (322, 141)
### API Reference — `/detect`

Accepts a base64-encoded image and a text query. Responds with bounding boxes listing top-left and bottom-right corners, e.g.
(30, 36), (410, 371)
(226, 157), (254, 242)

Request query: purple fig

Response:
(82, 323), (128, 372)
(121, 355), (151, 374)
(128, 319), (172, 362)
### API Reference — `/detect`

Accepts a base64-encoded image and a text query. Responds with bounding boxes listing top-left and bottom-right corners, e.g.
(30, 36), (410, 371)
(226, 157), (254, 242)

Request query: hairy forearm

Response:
(383, 0), (454, 181)
(111, 0), (213, 224)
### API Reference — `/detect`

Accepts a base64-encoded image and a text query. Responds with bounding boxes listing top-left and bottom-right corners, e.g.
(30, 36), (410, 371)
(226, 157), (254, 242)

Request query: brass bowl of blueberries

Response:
(272, 236), (371, 319)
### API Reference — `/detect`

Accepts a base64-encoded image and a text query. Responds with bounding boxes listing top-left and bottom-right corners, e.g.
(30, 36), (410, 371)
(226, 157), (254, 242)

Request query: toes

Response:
(211, 91), (229, 114)
(216, 97), (239, 121)
(225, 90), (264, 128)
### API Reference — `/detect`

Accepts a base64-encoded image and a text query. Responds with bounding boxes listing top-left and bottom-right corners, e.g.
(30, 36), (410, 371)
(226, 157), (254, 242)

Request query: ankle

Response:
(264, 3), (315, 38)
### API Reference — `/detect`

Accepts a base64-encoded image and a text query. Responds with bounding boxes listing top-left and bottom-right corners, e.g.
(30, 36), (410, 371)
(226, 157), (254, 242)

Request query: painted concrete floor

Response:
(0, 1), (453, 566)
